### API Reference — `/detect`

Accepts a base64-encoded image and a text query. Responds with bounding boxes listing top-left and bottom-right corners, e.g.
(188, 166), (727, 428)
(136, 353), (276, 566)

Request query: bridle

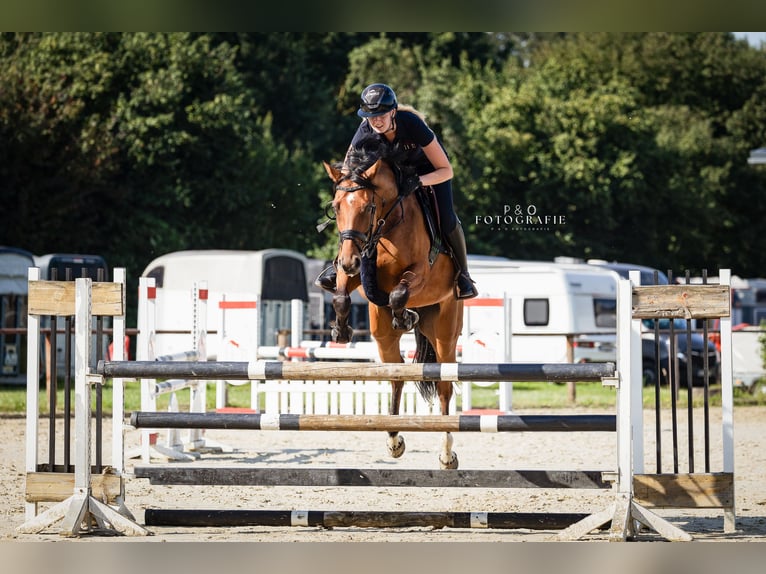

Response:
(334, 179), (405, 258)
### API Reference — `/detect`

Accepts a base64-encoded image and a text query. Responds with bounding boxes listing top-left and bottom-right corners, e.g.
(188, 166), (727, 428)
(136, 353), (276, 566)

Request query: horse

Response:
(322, 138), (464, 469)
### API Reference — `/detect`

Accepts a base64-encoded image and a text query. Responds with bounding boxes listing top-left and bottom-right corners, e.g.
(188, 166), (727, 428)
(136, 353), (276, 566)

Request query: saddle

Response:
(391, 164), (445, 266)
(414, 186), (446, 267)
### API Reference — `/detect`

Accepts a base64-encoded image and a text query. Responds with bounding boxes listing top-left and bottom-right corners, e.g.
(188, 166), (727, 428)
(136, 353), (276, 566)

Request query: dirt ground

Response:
(1, 406), (765, 544)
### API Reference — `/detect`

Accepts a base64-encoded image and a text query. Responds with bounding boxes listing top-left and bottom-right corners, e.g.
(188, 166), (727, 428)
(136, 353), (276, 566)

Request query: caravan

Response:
(140, 249), (312, 360)
(1, 247), (35, 383)
(467, 261), (619, 364)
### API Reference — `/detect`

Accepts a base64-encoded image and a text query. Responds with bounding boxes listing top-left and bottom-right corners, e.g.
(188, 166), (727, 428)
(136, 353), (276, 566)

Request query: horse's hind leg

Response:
(387, 380), (406, 458)
(437, 380), (458, 469)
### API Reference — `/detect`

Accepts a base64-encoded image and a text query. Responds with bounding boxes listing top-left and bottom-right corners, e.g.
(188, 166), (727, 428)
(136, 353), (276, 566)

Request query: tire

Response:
(642, 364), (657, 387)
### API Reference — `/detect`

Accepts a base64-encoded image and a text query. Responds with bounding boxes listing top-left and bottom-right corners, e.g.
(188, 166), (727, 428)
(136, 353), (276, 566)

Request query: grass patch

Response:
(2, 377), (764, 415)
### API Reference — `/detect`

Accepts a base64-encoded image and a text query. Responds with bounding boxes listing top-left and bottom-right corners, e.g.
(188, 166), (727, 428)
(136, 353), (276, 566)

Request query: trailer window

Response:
(145, 266), (165, 288)
(593, 298), (617, 328)
(523, 298), (549, 326)
(262, 256), (308, 301)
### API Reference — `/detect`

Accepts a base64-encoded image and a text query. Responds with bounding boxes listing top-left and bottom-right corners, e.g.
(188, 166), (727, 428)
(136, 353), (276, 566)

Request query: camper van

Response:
(1, 247), (35, 383)
(467, 263), (619, 364)
(140, 249), (312, 359)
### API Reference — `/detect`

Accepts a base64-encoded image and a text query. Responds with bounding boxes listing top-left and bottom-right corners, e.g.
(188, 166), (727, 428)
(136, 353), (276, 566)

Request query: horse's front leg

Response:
(330, 274), (359, 343)
(389, 271), (419, 331)
(437, 380), (458, 469)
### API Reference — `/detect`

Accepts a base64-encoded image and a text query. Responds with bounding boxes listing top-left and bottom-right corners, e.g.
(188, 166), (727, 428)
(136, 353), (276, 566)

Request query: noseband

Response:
(335, 180), (405, 258)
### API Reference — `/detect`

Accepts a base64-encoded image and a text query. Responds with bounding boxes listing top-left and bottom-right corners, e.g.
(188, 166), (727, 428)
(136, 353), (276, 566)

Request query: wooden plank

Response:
(632, 285), (730, 319)
(28, 281), (123, 316)
(133, 466), (611, 489)
(25, 471), (122, 503)
(632, 473), (734, 508)
(144, 509), (607, 530)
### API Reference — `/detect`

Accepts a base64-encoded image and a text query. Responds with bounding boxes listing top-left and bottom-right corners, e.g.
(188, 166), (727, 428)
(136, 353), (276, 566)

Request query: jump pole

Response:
(143, 508), (610, 531)
(98, 360), (616, 383)
(130, 411), (616, 432)
(133, 466), (611, 489)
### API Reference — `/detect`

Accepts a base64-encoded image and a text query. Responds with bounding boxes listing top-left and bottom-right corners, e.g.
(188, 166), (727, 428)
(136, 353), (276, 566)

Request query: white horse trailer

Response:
(140, 249), (312, 360)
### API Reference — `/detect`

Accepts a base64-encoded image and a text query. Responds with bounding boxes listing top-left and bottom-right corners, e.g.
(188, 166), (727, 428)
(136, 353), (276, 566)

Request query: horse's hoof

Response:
(439, 452), (458, 470)
(387, 435), (405, 458)
(330, 323), (352, 344)
(392, 309), (419, 331)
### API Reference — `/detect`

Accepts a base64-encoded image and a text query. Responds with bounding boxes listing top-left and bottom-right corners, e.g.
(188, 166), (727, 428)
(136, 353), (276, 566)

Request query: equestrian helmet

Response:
(357, 83), (398, 117)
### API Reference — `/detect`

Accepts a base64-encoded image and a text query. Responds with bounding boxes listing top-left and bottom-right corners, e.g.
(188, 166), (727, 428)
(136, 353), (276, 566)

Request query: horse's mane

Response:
(335, 135), (415, 191)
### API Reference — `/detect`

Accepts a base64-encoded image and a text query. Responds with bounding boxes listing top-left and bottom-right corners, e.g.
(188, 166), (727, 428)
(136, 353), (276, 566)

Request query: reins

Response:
(334, 179), (406, 258)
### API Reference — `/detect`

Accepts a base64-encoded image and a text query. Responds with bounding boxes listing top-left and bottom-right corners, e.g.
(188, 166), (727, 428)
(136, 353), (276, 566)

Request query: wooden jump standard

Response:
(97, 359), (616, 383)
(129, 412), (616, 432)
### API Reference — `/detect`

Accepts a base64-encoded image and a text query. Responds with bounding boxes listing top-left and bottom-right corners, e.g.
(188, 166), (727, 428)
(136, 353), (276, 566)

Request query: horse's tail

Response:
(413, 328), (438, 403)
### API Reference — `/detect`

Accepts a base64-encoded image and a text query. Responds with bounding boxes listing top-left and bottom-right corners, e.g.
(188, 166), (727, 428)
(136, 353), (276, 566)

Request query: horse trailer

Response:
(1, 246), (35, 383)
(33, 253), (111, 381)
(139, 249), (313, 360)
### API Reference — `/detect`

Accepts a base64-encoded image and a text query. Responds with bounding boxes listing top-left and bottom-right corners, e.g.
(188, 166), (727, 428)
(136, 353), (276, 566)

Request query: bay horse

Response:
(323, 138), (463, 469)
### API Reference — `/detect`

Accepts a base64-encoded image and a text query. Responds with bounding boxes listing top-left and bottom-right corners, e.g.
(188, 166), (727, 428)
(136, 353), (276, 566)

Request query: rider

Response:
(316, 83), (478, 300)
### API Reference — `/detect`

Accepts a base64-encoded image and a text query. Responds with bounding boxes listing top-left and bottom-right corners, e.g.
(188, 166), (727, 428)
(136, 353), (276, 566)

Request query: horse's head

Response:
(324, 141), (401, 277)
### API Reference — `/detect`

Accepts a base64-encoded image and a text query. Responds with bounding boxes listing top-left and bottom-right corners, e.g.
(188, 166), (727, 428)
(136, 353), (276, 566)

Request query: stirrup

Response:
(314, 265), (337, 292)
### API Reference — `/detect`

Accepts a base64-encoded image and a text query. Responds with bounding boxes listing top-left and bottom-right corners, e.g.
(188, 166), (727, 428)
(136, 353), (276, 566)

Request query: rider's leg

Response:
(433, 181), (478, 300)
(444, 221), (478, 299)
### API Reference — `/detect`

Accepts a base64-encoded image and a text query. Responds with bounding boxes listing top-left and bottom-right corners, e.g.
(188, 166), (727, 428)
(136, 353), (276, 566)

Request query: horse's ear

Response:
(366, 158), (385, 177)
(323, 161), (341, 182)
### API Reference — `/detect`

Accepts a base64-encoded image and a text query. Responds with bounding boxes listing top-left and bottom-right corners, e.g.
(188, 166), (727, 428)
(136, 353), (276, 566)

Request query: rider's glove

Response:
(401, 174), (422, 195)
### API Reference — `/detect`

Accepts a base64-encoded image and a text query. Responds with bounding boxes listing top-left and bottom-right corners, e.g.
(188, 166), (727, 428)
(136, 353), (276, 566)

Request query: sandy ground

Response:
(1, 406), (765, 544)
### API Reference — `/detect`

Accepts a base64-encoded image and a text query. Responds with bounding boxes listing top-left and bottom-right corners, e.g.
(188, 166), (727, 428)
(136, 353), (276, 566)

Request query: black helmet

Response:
(357, 83), (398, 117)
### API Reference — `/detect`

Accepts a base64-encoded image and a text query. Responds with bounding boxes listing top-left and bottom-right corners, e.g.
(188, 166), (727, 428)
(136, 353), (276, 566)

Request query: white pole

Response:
(616, 277), (633, 494)
(498, 295), (513, 412)
(189, 281), (208, 444)
(719, 269), (736, 532)
(137, 277), (156, 462)
(291, 299), (303, 350)
(73, 278), (92, 495)
(460, 304), (472, 411)
(216, 293), (228, 408)
(24, 267), (41, 520)
(111, 268), (126, 474)
(628, 270), (644, 474)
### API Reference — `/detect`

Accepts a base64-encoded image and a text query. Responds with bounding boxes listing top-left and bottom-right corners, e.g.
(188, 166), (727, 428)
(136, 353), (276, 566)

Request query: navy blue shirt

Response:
(350, 110), (448, 175)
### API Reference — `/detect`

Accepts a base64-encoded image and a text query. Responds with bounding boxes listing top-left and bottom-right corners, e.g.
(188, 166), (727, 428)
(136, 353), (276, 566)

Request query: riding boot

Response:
(444, 223), (478, 299)
(314, 263), (337, 292)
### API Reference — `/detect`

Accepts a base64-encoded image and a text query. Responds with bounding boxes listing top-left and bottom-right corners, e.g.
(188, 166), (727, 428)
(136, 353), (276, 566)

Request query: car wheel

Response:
(642, 362), (657, 387)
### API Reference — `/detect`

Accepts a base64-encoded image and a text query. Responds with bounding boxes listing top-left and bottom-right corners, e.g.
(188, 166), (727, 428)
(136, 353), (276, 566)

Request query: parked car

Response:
(573, 333), (617, 363)
(641, 318), (720, 387)
(574, 262), (719, 386)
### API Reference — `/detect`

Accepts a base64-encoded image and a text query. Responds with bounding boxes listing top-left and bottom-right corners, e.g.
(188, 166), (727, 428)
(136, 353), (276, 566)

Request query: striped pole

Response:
(99, 360), (616, 383)
(129, 412), (616, 432)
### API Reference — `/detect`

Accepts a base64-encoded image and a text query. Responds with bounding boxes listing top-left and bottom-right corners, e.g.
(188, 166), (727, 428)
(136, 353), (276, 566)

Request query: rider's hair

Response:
(396, 103), (426, 122)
